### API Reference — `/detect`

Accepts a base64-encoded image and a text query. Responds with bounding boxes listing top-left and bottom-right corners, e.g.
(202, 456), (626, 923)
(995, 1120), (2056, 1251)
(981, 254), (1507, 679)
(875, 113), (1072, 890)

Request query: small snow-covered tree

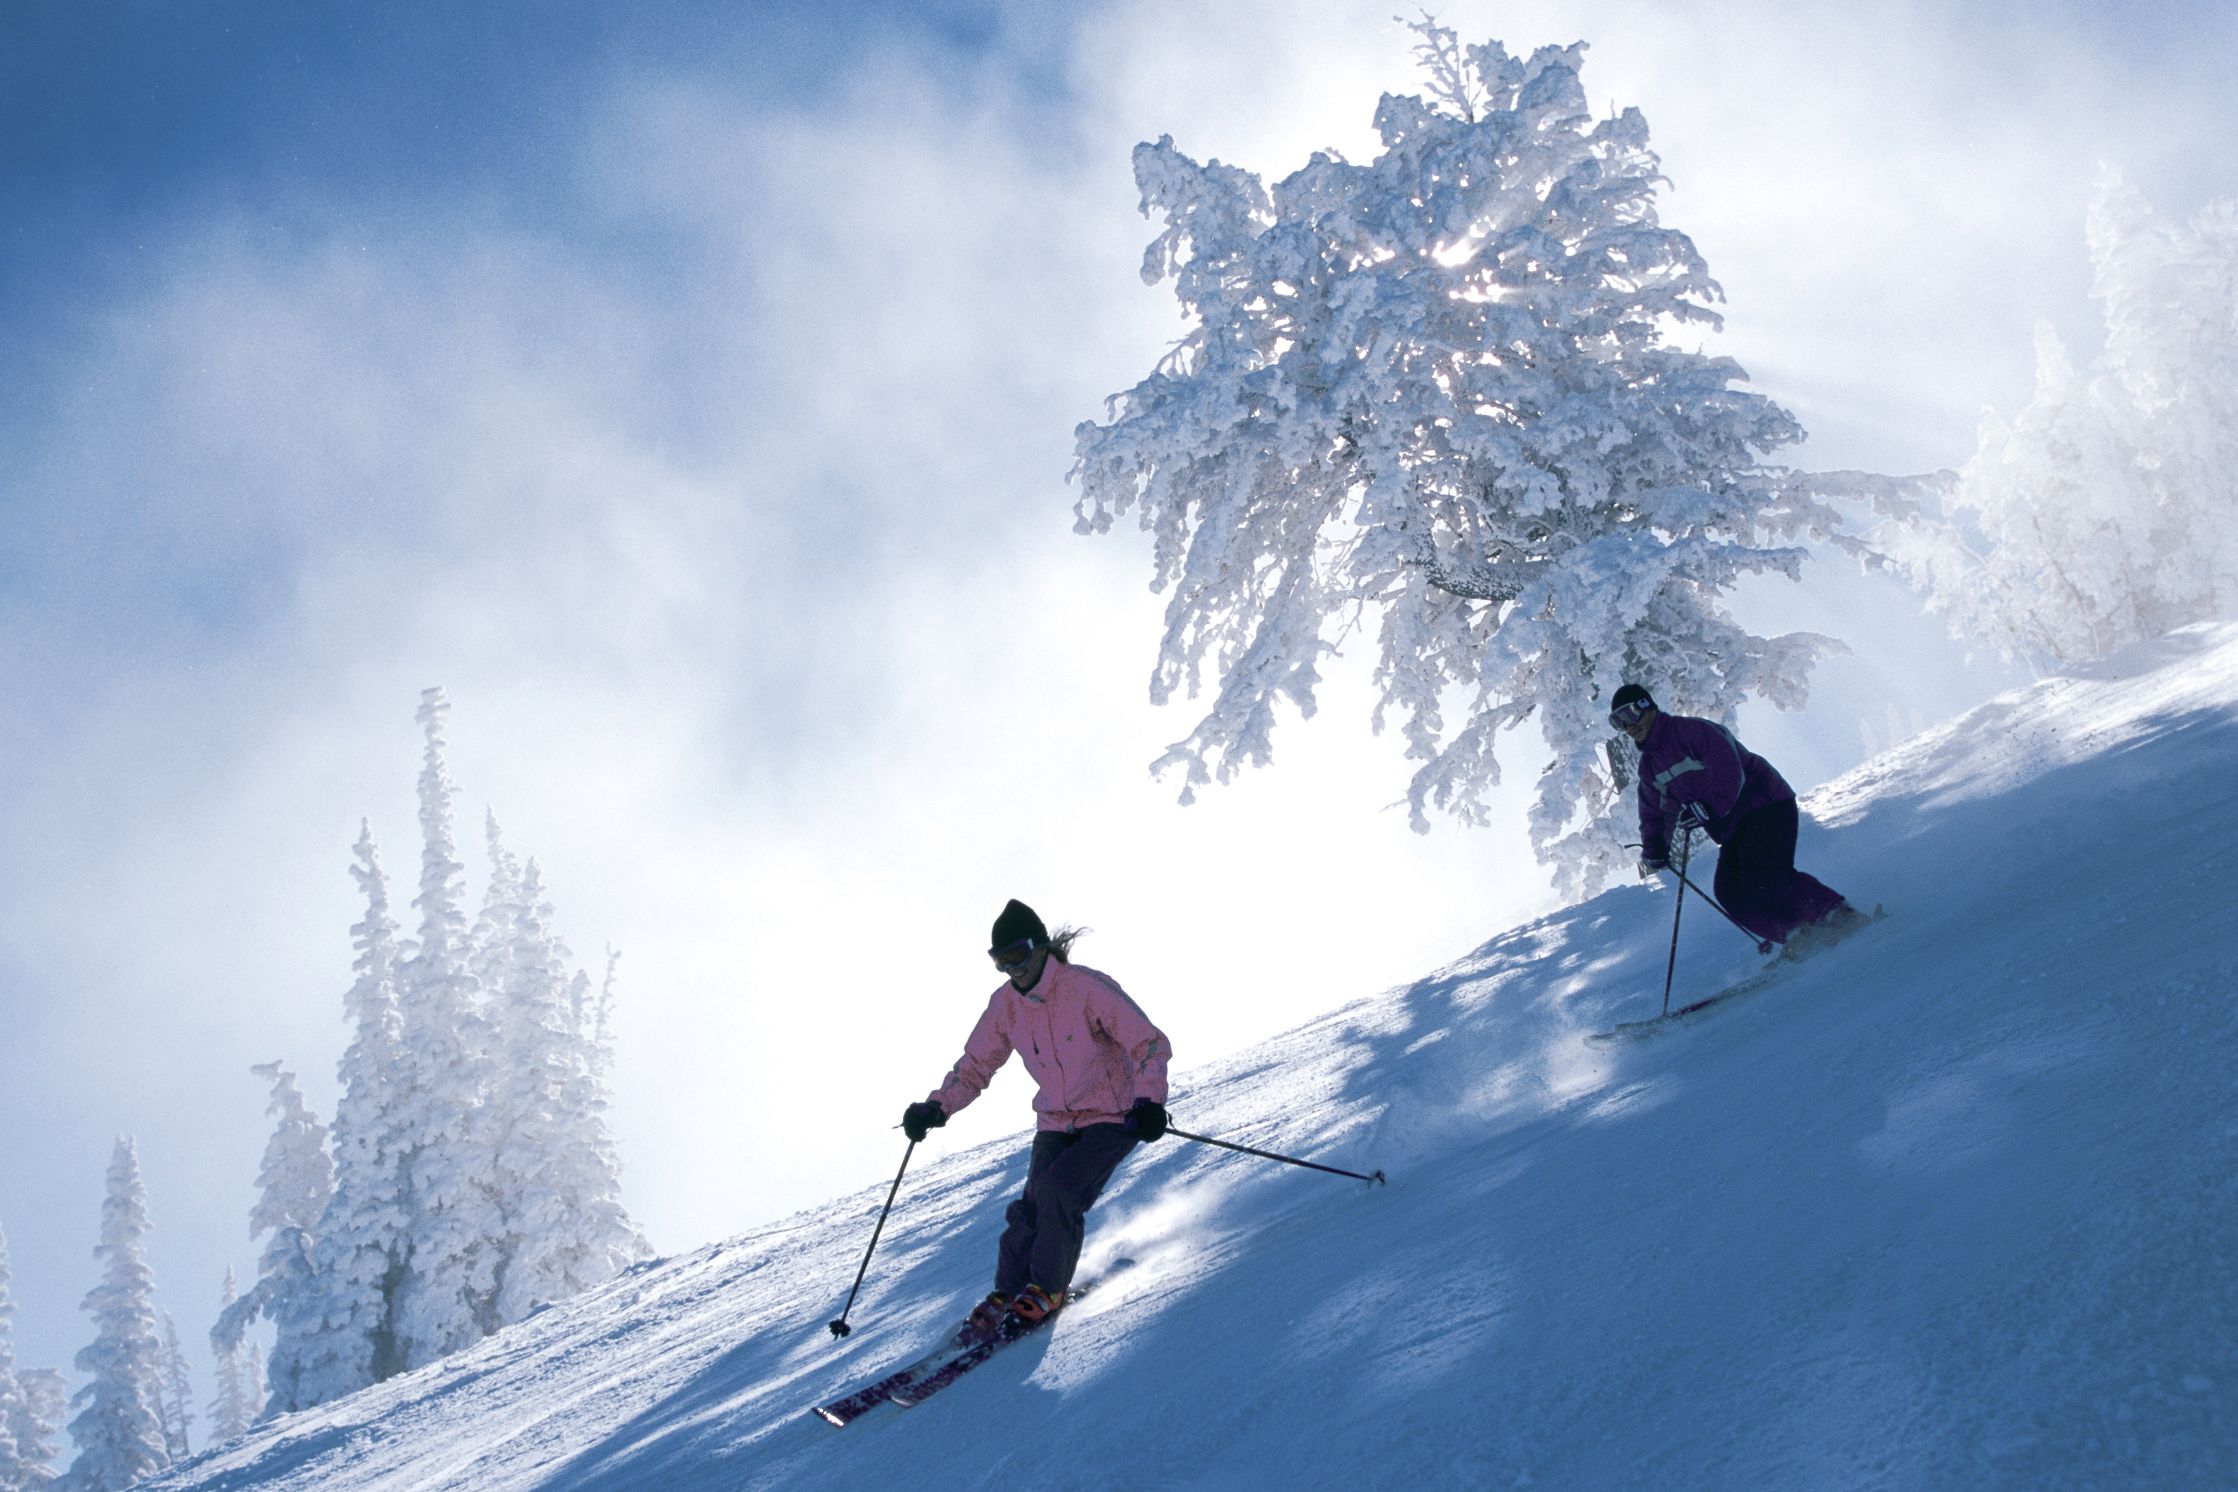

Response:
(205, 1270), (262, 1444)
(213, 1063), (332, 1416)
(572, 952), (641, 1268)
(9, 1368), (63, 1492)
(293, 822), (412, 1407)
(1073, 20), (1845, 894)
(0, 1225), (28, 1491)
(470, 813), (524, 1004)
(490, 899), (649, 1325)
(1885, 173), (2238, 666)
(63, 1139), (170, 1492)
(154, 1316), (193, 1464)
(0, 1232), (59, 1490)
(390, 688), (500, 1368)
(568, 952), (651, 1282)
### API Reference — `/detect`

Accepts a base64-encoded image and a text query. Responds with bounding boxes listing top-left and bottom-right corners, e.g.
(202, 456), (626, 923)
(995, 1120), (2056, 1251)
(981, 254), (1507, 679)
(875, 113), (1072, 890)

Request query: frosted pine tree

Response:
(485, 854), (566, 1323)
(491, 887), (649, 1324)
(0, 1239), (59, 1492)
(576, 952), (639, 1252)
(570, 952), (650, 1282)
(205, 1270), (262, 1444)
(469, 813), (524, 1005)
(0, 1230), (56, 1492)
(1884, 173), (2238, 666)
(390, 689), (500, 1367)
(62, 1139), (169, 1492)
(153, 1316), (193, 1464)
(8, 1370), (63, 1492)
(0, 1225), (26, 1491)
(213, 1063), (332, 1415)
(294, 822), (412, 1406)
(1073, 20), (1843, 894)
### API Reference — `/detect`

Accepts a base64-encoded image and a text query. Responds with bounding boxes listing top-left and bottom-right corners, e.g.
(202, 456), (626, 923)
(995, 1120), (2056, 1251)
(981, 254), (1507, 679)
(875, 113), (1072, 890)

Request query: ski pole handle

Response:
(828, 1138), (916, 1340)
(1166, 1125), (1386, 1186)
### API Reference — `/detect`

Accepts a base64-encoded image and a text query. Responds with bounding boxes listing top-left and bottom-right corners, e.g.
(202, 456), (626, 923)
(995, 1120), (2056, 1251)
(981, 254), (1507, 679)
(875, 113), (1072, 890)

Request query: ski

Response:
(887, 1313), (1054, 1409)
(1587, 907), (1886, 1045)
(816, 1262), (1134, 1425)
(810, 1323), (988, 1427)
(889, 1272), (1113, 1411)
(1586, 973), (1781, 1043)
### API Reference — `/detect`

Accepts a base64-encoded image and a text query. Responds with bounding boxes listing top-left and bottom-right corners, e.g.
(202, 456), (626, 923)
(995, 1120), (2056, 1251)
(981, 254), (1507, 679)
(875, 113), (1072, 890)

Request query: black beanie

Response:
(990, 898), (1048, 952)
(1611, 683), (1655, 712)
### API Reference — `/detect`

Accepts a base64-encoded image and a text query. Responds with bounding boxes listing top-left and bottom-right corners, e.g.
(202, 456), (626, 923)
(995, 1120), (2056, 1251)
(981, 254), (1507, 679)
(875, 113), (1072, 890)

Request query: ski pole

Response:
(1658, 828), (1692, 1017)
(1668, 868), (1775, 955)
(1626, 840), (1773, 954)
(828, 1139), (915, 1339)
(1166, 1126), (1386, 1186)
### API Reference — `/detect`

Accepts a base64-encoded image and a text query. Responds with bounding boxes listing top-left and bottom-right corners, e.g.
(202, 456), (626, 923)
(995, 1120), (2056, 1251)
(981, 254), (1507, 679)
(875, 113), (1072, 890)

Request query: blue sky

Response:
(3, 0), (2233, 1431)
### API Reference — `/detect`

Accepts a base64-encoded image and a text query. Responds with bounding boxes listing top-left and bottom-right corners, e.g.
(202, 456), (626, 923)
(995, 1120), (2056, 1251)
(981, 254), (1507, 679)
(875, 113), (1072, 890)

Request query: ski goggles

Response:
(1609, 699), (1654, 730)
(989, 937), (1039, 971)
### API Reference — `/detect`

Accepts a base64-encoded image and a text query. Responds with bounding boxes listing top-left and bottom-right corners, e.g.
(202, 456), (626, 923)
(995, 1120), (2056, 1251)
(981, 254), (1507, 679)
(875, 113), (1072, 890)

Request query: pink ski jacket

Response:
(928, 959), (1171, 1133)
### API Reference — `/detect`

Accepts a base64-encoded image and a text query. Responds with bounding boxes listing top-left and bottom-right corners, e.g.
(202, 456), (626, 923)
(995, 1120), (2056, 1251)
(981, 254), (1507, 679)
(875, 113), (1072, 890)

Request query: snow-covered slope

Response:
(147, 626), (2238, 1491)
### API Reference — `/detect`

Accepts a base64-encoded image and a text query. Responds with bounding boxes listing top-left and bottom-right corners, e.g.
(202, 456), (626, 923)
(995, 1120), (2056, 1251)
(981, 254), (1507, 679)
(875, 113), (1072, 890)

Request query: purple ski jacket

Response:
(928, 958), (1171, 1134)
(1634, 711), (1795, 862)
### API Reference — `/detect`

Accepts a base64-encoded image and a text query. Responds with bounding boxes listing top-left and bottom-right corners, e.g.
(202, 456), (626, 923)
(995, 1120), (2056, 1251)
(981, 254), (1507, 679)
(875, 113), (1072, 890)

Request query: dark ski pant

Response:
(996, 1123), (1137, 1297)
(1713, 799), (1846, 945)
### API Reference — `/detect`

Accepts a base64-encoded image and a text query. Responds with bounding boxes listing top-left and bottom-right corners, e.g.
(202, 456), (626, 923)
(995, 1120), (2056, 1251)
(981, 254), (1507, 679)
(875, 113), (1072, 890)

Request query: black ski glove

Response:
(1126, 1097), (1169, 1142)
(902, 1100), (946, 1143)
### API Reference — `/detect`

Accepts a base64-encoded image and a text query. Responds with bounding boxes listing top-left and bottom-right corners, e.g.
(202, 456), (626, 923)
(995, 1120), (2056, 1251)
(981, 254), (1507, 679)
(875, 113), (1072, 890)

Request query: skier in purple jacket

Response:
(1610, 683), (1860, 950)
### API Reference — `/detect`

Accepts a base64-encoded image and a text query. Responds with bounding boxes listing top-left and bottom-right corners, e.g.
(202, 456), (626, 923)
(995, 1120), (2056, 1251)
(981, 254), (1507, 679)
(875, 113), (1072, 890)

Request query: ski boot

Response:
(1784, 901), (1867, 961)
(1005, 1284), (1066, 1330)
(966, 1292), (1011, 1337)
(1813, 901), (1870, 949)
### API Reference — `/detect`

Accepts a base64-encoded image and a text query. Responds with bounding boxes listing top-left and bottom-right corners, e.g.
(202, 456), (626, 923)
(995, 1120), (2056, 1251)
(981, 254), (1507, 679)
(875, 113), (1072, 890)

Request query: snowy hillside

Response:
(144, 626), (2238, 1491)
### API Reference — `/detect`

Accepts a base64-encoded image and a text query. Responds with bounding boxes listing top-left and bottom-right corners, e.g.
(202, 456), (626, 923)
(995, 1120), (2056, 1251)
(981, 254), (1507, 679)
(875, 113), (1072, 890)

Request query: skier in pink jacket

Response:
(902, 899), (1171, 1333)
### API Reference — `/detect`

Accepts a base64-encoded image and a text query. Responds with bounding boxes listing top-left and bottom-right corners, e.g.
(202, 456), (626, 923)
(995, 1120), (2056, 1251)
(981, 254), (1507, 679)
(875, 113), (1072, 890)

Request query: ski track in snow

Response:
(143, 624), (2238, 1491)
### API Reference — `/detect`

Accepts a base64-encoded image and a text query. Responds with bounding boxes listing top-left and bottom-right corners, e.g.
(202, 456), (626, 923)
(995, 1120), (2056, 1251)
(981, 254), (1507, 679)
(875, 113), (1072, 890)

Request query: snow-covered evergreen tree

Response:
(0, 1235), (58, 1491)
(469, 812), (524, 1006)
(1073, 20), (1844, 894)
(62, 1139), (169, 1492)
(153, 1316), (192, 1464)
(293, 822), (412, 1407)
(390, 688), (500, 1368)
(1883, 172), (2238, 667)
(490, 886), (649, 1324)
(0, 1225), (27, 1492)
(205, 1269), (262, 1445)
(578, 952), (635, 1224)
(567, 951), (650, 1284)
(213, 1063), (332, 1416)
(8, 1370), (62, 1492)
(242, 694), (644, 1407)
(483, 850), (563, 1322)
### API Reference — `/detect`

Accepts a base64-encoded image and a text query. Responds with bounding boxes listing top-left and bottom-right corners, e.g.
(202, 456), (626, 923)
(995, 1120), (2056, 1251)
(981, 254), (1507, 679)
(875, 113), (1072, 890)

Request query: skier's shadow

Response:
(529, 1148), (1033, 1489)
